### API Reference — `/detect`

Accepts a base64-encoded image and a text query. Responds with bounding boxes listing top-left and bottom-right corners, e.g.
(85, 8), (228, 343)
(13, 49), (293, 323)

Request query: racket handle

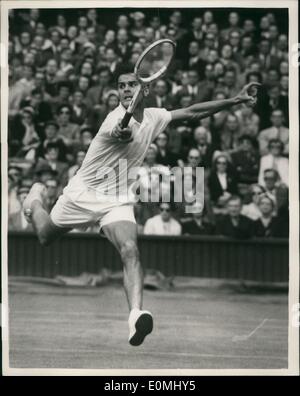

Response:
(120, 112), (132, 129)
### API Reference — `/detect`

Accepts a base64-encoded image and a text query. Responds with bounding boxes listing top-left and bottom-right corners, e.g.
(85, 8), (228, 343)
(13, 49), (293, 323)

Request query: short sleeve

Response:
(146, 108), (172, 142)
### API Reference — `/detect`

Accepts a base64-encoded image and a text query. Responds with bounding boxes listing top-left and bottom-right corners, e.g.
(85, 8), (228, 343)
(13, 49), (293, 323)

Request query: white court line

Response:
(9, 347), (288, 362)
(232, 318), (269, 342)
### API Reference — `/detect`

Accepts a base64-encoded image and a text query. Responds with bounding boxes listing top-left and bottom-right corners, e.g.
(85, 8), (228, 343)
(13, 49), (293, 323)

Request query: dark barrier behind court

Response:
(8, 232), (289, 282)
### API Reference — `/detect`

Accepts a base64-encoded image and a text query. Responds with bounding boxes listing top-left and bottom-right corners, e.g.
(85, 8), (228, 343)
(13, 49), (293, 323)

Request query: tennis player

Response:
(23, 69), (259, 346)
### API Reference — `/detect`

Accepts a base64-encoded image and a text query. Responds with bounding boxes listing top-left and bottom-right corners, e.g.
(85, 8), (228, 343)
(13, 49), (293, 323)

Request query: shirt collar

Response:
(117, 103), (142, 126)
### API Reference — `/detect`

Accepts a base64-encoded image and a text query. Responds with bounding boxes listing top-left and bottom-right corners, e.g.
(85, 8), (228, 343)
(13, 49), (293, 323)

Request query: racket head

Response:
(134, 39), (176, 84)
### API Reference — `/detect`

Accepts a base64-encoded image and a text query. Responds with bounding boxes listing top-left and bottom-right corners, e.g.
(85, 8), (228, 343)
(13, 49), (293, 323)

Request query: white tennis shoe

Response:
(128, 308), (153, 346)
(23, 182), (47, 223)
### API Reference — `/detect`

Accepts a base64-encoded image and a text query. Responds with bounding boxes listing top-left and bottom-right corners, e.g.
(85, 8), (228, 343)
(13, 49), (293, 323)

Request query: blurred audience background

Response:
(8, 8), (289, 237)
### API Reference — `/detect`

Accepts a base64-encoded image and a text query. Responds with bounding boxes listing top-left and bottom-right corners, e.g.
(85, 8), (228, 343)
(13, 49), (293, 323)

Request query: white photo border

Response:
(1, 0), (299, 376)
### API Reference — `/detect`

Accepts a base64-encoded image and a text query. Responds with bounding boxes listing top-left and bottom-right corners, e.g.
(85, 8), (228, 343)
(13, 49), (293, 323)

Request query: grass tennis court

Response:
(8, 281), (288, 370)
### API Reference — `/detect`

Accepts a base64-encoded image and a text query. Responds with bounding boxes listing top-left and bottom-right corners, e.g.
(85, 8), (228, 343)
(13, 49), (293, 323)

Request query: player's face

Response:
(118, 74), (141, 109)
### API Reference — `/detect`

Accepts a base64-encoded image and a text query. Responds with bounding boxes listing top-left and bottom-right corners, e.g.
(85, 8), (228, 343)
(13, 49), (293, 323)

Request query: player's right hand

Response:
(111, 119), (133, 142)
(236, 82), (261, 106)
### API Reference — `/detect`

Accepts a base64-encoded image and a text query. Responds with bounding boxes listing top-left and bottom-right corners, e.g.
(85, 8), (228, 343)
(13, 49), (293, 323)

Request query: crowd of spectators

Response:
(8, 9), (289, 238)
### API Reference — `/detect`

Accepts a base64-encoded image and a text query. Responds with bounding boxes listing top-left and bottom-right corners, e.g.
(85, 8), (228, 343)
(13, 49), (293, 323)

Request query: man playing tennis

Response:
(23, 66), (259, 346)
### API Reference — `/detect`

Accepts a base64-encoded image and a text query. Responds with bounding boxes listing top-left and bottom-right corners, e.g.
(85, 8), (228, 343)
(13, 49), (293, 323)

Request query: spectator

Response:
(21, 88), (53, 125)
(199, 32), (217, 61)
(8, 106), (40, 160)
(196, 63), (216, 102)
(44, 178), (59, 213)
(212, 90), (230, 133)
(193, 126), (214, 169)
(116, 28), (132, 61)
(182, 202), (215, 235)
(168, 10), (187, 41)
(70, 90), (90, 125)
(130, 12), (146, 40)
(175, 69), (203, 104)
(219, 112), (241, 150)
(216, 195), (254, 239)
(49, 80), (72, 114)
(154, 132), (182, 168)
(260, 84), (289, 128)
(35, 162), (58, 184)
(241, 184), (266, 220)
(240, 34), (256, 58)
(68, 149), (86, 180)
(55, 14), (67, 36)
(253, 194), (288, 237)
(9, 64), (35, 114)
(231, 135), (260, 184)
(183, 16), (204, 44)
(220, 67), (241, 97)
(36, 142), (69, 187)
(135, 145), (170, 225)
(144, 27), (156, 47)
(184, 40), (206, 78)
(263, 169), (289, 214)
(77, 75), (91, 97)
(144, 202), (182, 236)
(258, 109), (289, 155)
(56, 104), (80, 147)
(44, 58), (59, 97)
(220, 11), (243, 43)
(234, 103), (260, 137)
(86, 67), (113, 108)
(208, 153), (238, 210)
(202, 11), (214, 33)
(57, 48), (74, 79)
(8, 165), (23, 215)
(243, 19), (256, 38)
(258, 139), (289, 187)
(37, 120), (68, 162)
(88, 90), (119, 134)
(8, 186), (33, 231)
(77, 127), (94, 151)
(144, 79), (174, 110)
(280, 75), (288, 97)
(257, 38), (280, 69)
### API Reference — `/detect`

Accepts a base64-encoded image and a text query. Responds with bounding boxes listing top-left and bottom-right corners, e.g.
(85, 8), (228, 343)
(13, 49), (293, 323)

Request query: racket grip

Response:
(120, 112), (132, 129)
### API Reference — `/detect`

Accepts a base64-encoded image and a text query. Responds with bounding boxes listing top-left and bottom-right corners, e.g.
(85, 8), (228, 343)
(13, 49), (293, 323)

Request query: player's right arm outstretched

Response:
(170, 82), (261, 122)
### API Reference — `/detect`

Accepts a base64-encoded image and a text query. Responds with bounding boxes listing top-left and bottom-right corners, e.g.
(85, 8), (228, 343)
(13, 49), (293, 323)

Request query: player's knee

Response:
(120, 240), (139, 263)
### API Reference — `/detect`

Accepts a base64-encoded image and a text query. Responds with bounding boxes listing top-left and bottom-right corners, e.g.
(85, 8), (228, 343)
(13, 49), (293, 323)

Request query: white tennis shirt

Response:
(77, 104), (172, 197)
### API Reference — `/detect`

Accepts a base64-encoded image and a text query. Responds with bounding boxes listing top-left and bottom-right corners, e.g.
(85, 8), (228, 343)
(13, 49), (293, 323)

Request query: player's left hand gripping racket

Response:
(120, 38), (176, 129)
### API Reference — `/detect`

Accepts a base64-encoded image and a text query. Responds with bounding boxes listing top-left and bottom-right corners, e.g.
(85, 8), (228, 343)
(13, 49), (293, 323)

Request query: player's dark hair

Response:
(116, 65), (135, 82)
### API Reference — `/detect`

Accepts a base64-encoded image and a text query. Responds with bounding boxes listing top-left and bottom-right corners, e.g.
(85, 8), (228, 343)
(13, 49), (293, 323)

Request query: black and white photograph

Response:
(1, 0), (299, 375)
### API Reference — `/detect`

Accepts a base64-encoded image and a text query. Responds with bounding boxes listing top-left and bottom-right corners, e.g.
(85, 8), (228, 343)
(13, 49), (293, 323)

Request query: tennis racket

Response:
(120, 38), (176, 128)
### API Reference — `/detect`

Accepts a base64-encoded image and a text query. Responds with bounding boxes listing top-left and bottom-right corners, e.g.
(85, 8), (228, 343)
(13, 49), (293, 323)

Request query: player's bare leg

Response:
(102, 220), (153, 346)
(23, 183), (70, 245)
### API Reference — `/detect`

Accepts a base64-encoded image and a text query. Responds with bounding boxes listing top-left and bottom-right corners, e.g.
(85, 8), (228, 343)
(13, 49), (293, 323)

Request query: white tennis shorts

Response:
(50, 175), (136, 230)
